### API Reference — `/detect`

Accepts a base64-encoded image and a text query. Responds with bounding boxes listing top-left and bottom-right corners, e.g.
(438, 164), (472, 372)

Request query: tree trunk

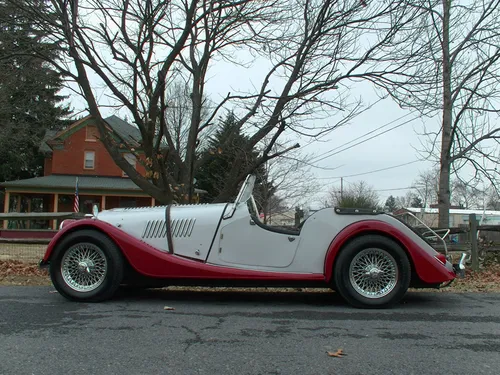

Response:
(438, 0), (452, 228)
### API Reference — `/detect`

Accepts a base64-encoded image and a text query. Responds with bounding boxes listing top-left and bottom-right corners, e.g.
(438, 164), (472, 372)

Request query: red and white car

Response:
(40, 175), (466, 308)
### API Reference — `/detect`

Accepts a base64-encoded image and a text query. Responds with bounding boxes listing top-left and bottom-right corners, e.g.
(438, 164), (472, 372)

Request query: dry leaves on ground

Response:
(0, 260), (51, 286)
(446, 264), (500, 292)
(0, 260), (500, 291)
(0, 260), (48, 277)
(327, 349), (346, 358)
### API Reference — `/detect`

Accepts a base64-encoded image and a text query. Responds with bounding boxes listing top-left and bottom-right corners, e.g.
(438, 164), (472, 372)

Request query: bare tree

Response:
(12, 0), (428, 204)
(485, 185), (500, 210)
(254, 148), (319, 223)
(164, 81), (209, 159)
(394, 191), (418, 210)
(379, 0), (500, 227)
(450, 179), (483, 209)
(411, 168), (439, 208)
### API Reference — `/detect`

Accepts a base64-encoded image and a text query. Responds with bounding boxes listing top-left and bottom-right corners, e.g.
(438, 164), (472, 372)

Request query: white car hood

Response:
(96, 203), (228, 259)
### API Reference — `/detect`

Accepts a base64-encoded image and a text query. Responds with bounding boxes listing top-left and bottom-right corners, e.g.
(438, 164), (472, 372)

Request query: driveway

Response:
(1, 287), (499, 375)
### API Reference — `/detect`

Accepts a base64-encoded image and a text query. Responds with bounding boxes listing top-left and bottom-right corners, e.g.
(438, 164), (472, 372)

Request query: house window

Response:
(122, 153), (137, 177)
(86, 126), (98, 141)
(84, 151), (95, 169)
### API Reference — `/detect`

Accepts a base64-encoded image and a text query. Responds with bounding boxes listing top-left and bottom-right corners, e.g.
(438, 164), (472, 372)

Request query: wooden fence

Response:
(0, 212), (86, 263)
(430, 213), (500, 272)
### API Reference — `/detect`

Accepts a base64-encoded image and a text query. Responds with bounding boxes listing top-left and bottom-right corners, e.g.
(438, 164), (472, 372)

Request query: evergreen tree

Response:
(410, 196), (423, 208)
(0, 0), (71, 181)
(196, 111), (268, 203)
(330, 181), (379, 210)
(384, 195), (397, 212)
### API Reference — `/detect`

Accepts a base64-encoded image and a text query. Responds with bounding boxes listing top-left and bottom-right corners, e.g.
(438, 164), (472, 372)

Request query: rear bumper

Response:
(451, 252), (467, 279)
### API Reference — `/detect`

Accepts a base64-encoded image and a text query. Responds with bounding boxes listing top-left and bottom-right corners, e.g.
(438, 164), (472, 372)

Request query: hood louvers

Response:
(142, 218), (196, 239)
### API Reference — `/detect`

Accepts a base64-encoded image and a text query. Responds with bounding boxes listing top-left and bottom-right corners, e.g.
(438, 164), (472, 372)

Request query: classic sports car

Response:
(40, 175), (466, 308)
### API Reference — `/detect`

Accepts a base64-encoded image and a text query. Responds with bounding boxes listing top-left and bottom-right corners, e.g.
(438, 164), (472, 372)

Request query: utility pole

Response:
(340, 177), (344, 200)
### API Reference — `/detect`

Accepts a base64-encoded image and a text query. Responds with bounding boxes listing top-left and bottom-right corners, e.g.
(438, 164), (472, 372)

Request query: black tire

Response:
(333, 235), (411, 309)
(49, 229), (124, 302)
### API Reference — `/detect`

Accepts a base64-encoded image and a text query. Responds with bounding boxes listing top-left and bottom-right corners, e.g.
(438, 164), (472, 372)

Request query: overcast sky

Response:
(65, 41), (444, 209)
(202, 58), (439, 207)
(67, 58), (440, 208)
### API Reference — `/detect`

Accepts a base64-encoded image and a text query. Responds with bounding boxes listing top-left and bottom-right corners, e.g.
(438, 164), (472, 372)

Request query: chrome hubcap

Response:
(349, 248), (398, 299)
(61, 243), (107, 292)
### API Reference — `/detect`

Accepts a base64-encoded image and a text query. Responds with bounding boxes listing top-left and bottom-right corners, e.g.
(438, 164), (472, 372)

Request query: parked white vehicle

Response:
(41, 175), (464, 308)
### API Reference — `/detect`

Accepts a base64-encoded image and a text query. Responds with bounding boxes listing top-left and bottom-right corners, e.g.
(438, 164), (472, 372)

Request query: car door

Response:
(218, 214), (300, 268)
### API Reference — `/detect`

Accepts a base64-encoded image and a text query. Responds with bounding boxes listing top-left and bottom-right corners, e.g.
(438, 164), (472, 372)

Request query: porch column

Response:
(27, 197), (32, 229)
(2, 191), (9, 229)
(52, 193), (59, 230)
(16, 195), (21, 212)
(101, 195), (106, 211)
(151, 197), (155, 207)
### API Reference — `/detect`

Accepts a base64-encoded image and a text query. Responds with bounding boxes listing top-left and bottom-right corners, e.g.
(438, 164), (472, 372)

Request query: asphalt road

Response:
(0, 287), (499, 375)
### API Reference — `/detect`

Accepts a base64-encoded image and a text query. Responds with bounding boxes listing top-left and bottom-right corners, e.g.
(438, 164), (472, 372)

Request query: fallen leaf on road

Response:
(327, 349), (346, 358)
(163, 306), (175, 310)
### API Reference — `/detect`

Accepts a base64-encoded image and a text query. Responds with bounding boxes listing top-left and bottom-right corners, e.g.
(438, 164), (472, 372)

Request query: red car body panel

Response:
(324, 220), (456, 284)
(43, 218), (455, 285)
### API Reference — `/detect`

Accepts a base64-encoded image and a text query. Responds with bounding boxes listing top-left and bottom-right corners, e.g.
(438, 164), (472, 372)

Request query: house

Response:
(1, 115), (205, 231)
(266, 210), (296, 226)
(394, 207), (500, 228)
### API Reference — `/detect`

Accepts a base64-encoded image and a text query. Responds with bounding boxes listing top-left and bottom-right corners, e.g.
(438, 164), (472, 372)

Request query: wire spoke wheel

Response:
(349, 248), (398, 299)
(61, 243), (108, 292)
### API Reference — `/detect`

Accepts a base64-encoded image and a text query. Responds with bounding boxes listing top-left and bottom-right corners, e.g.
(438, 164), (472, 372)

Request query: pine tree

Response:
(0, 0), (71, 181)
(411, 196), (423, 208)
(384, 195), (397, 212)
(196, 111), (268, 203)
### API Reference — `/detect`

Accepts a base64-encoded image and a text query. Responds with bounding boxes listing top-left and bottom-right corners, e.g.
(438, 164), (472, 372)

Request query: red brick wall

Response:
(48, 125), (146, 177)
(44, 157), (52, 176)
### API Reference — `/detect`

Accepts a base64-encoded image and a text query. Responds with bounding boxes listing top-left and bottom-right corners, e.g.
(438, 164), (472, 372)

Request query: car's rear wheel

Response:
(49, 230), (124, 302)
(333, 235), (411, 308)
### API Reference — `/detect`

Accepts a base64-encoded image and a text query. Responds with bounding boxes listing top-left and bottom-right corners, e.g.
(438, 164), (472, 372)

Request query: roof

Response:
(40, 115), (142, 153)
(39, 129), (58, 154)
(1, 175), (145, 192)
(104, 115), (142, 146)
(1, 175), (207, 195)
(404, 207), (500, 216)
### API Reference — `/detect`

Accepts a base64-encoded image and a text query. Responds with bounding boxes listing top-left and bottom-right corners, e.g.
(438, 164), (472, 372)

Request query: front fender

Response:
(323, 220), (456, 284)
(42, 219), (112, 262)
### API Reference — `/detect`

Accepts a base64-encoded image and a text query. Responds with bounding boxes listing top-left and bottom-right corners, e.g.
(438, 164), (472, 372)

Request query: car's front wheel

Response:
(333, 235), (411, 308)
(49, 230), (124, 302)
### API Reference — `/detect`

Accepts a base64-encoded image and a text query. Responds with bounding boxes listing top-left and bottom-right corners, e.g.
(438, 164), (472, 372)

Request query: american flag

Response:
(74, 177), (80, 213)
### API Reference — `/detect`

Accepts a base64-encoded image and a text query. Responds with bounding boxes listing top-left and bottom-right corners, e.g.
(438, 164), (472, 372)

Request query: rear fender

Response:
(324, 220), (455, 284)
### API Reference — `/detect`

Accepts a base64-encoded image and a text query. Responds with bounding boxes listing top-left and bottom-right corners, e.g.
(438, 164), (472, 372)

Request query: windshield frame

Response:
(234, 175), (256, 206)
(223, 174), (257, 220)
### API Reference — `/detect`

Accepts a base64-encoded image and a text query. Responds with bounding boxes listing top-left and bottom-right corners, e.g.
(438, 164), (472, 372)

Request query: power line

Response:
(300, 97), (386, 151)
(374, 186), (414, 192)
(310, 114), (419, 164)
(310, 111), (414, 160)
(317, 160), (421, 179)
